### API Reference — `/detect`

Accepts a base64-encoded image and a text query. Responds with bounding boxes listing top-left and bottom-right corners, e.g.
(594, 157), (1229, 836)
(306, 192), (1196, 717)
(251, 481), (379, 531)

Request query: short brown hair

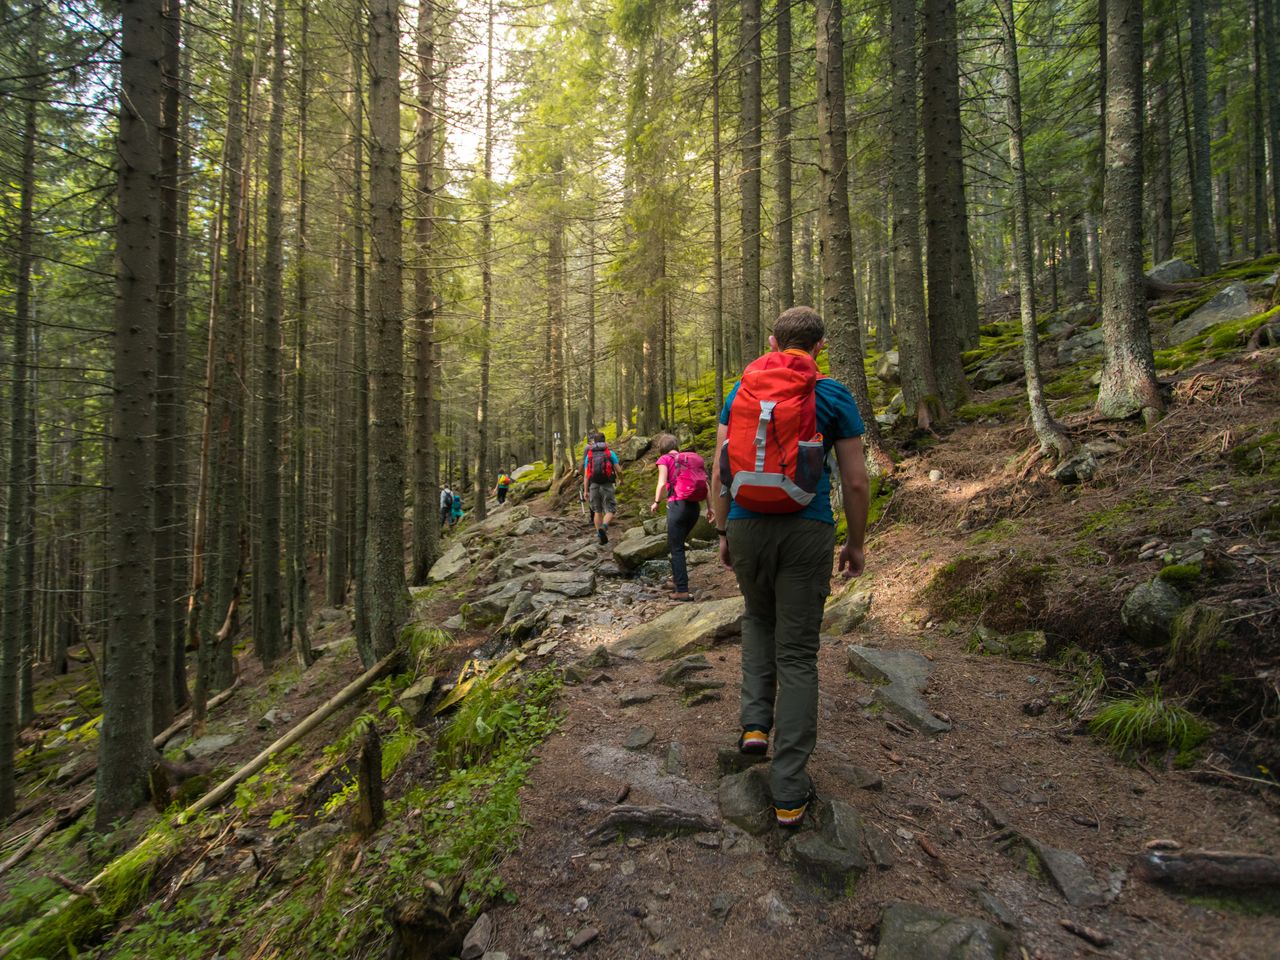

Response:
(773, 306), (824, 351)
(655, 433), (678, 454)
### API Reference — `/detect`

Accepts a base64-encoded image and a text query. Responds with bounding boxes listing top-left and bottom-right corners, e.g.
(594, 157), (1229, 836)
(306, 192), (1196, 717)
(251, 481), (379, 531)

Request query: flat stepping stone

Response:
(784, 798), (868, 893)
(184, 733), (237, 760)
(619, 689), (658, 707)
(876, 903), (1013, 960)
(718, 766), (773, 835)
(717, 747), (767, 775)
(1022, 837), (1105, 907)
(847, 645), (951, 735)
(829, 761), (883, 791)
(612, 597), (745, 661)
(660, 654), (712, 686)
(624, 726), (656, 750)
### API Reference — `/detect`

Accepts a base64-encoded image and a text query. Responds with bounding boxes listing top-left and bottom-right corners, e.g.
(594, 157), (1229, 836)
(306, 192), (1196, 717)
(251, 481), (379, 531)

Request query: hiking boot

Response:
(669, 591), (694, 602)
(774, 788), (816, 829)
(597, 527), (608, 545)
(738, 728), (768, 755)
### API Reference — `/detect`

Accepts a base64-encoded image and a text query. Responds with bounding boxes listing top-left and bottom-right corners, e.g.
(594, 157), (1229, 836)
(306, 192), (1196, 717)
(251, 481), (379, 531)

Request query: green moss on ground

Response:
(1154, 304), (1280, 372)
(957, 395), (1025, 422)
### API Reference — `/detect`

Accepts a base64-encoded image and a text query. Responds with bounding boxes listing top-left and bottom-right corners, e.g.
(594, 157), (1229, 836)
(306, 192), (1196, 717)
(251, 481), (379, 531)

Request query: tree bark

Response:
(1152, 34), (1175, 265)
(997, 0), (1073, 459)
(1265, 0), (1280, 246)
(411, 0), (440, 584)
(815, 0), (884, 456)
(353, 28), (372, 664)
(740, 0), (763, 361)
(1254, 0), (1268, 257)
(98, 0), (163, 829)
(474, 0), (495, 522)
(889, 0), (939, 427)
(1189, 0), (1220, 273)
(712, 0), (725, 405)
(775, 0), (793, 310)
(922, 0), (970, 410)
(1097, 0), (1163, 422)
(366, 0), (408, 661)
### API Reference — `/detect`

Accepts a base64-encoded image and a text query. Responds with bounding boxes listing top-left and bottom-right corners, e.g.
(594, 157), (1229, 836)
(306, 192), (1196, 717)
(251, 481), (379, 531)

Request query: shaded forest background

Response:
(0, 0), (1275, 829)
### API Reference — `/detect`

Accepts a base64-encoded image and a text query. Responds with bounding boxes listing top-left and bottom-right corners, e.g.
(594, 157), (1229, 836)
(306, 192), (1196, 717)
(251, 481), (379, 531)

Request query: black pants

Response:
(497, 487), (508, 504)
(666, 499), (700, 592)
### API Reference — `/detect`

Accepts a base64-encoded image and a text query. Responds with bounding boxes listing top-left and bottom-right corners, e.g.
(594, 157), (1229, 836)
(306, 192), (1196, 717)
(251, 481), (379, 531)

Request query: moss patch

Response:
(920, 552), (1052, 633)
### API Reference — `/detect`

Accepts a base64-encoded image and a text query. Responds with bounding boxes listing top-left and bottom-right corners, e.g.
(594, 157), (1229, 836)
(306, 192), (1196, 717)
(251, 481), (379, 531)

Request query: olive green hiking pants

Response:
(727, 516), (835, 804)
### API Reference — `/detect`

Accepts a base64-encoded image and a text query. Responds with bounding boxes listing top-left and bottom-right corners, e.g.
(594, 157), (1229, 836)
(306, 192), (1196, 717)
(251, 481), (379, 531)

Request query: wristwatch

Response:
(717, 529), (728, 537)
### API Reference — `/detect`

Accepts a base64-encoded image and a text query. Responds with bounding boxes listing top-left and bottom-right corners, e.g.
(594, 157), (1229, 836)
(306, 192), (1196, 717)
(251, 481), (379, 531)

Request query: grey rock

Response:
(876, 350), (901, 387)
(1120, 577), (1186, 647)
(1055, 326), (1103, 364)
(443, 614), (464, 631)
(278, 822), (345, 881)
(847, 645), (951, 735)
(569, 926), (599, 950)
(864, 826), (897, 869)
(823, 589), (873, 635)
(973, 625), (1047, 660)
(596, 561), (624, 577)
(398, 675), (437, 717)
(513, 551), (567, 571)
(512, 517), (545, 536)
(664, 742), (686, 776)
(972, 354), (1024, 387)
(686, 548), (718, 567)
(479, 954), (508, 960)
(760, 890), (795, 928)
(1024, 837), (1105, 907)
(970, 886), (1018, 928)
(718, 766), (773, 835)
(709, 891), (734, 920)
(613, 533), (670, 571)
(876, 903), (1013, 960)
(466, 578), (527, 625)
(184, 733), (237, 760)
(257, 707), (293, 729)
(659, 653), (712, 686)
(461, 912), (494, 960)
(1147, 258), (1199, 284)
(829, 761), (882, 791)
(1170, 282), (1255, 344)
(501, 591), (535, 625)
(620, 689), (658, 707)
(786, 799), (868, 891)
(612, 597), (745, 661)
(614, 434), (652, 461)
(537, 569), (597, 598)
(316, 607), (345, 623)
(716, 747), (768, 775)
(624, 726), (656, 750)
(428, 543), (471, 582)
(1051, 449), (1098, 484)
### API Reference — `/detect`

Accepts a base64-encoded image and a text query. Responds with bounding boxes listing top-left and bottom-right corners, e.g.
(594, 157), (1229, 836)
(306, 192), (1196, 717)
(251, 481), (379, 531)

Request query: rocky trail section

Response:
(421, 495), (1279, 960)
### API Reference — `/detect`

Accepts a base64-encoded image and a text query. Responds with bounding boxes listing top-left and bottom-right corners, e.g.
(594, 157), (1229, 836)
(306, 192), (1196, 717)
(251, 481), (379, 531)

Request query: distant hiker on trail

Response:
(449, 491), (464, 527)
(440, 486), (454, 529)
(583, 432), (621, 544)
(650, 433), (712, 601)
(711, 306), (870, 829)
(493, 471), (513, 506)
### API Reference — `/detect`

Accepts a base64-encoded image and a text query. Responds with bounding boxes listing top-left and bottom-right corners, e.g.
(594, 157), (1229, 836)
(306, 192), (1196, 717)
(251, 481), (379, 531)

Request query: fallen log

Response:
(175, 649), (401, 824)
(585, 804), (720, 843)
(0, 792), (94, 878)
(1133, 849), (1280, 890)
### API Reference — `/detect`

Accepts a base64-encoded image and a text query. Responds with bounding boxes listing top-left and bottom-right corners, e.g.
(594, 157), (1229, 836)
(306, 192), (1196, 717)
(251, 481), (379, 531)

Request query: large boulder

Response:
(612, 596), (746, 661)
(510, 463), (540, 481)
(1169, 282), (1255, 344)
(428, 543), (471, 582)
(1146, 258), (1199, 284)
(1120, 577), (1186, 647)
(875, 903), (1013, 960)
(613, 532), (670, 570)
(614, 434), (652, 461)
(971, 354), (1023, 387)
(823, 589), (872, 635)
(465, 578), (527, 626)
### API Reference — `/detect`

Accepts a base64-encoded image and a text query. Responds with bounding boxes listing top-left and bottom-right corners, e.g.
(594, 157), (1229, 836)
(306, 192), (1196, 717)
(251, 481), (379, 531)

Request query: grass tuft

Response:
(1089, 686), (1209, 761)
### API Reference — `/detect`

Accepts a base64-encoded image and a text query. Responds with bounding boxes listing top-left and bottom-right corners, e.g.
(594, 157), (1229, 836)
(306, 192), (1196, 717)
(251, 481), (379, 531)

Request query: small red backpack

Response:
(720, 350), (826, 513)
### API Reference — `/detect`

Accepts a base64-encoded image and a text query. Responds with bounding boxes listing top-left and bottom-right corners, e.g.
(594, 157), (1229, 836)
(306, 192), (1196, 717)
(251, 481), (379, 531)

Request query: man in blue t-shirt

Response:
(582, 432), (622, 544)
(710, 306), (870, 828)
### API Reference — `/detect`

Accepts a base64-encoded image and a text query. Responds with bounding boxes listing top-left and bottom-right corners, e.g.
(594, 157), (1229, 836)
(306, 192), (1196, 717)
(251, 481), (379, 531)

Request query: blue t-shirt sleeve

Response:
(718, 382), (741, 426)
(818, 378), (865, 440)
(611, 452), (619, 466)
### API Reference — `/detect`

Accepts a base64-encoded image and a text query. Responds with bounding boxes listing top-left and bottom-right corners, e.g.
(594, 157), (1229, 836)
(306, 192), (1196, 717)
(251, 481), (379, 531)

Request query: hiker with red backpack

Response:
(650, 434), (713, 601)
(710, 306), (870, 829)
(582, 432), (621, 544)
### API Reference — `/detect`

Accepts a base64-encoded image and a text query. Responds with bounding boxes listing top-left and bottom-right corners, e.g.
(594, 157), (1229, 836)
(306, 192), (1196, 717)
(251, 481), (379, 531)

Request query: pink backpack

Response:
(667, 451), (709, 503)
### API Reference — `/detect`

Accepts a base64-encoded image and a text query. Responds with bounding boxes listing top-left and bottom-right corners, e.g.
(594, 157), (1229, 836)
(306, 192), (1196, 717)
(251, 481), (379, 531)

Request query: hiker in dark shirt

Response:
(582, 432), (621, 545)
(711, 306), (870, 828)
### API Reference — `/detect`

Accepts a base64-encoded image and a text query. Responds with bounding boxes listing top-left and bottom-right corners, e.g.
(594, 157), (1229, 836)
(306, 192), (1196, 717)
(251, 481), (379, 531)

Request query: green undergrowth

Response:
(956, 394), (1024, 422)
(1154, 302), (1280, 372)
(1089, 686), (1209, 763)
(1226, 424), (1280, 479)
(921, 551), (1052, 633)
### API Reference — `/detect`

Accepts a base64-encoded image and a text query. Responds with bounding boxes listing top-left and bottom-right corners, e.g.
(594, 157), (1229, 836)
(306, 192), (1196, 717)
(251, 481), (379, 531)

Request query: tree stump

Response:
(351, 725), (384, 836)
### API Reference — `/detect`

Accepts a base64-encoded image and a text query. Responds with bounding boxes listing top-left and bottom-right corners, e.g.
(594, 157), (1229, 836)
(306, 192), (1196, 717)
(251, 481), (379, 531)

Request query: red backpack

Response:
(720, 350), (826, 513)
(667, 451), (709, 502)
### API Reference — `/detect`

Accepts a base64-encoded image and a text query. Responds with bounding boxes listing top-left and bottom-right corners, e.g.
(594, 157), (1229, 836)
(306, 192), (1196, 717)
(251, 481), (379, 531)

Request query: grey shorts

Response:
(589, 482), (617, 515)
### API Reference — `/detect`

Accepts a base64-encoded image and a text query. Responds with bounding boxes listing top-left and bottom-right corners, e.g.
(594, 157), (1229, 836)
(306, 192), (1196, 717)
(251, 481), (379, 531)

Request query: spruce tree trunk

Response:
(1265, 0), (1280, 246)
(740, 0), (762, 360)
(411, 0), (440, 584)
(328, 235), (352, 607)
(1189, 0), (1220, 273)
(550, 153), (568, 477)
(889, 0), (939, 427)
(0, 29), (40, 816)
(353, 33), (372, 664)
(588, 215), (598, 421)
(775, 0), (793, 309)
(815, 0), (884, 456)
(712, 0), (725, 403)
(474, 0), (495, 523)
(921, 0), (970, 410)
(1097, 0), (1164, 422)
(256, 0), (286, 667)
(98, 0), (163, 829)
(152, 0), (181, 728)
(290, 0), (311, 665)
(1152, 47), (1175, 264)
(366, 0), (408, 661)
(997, 0), (1073, 459)
(1254, 0), (1268, 256)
